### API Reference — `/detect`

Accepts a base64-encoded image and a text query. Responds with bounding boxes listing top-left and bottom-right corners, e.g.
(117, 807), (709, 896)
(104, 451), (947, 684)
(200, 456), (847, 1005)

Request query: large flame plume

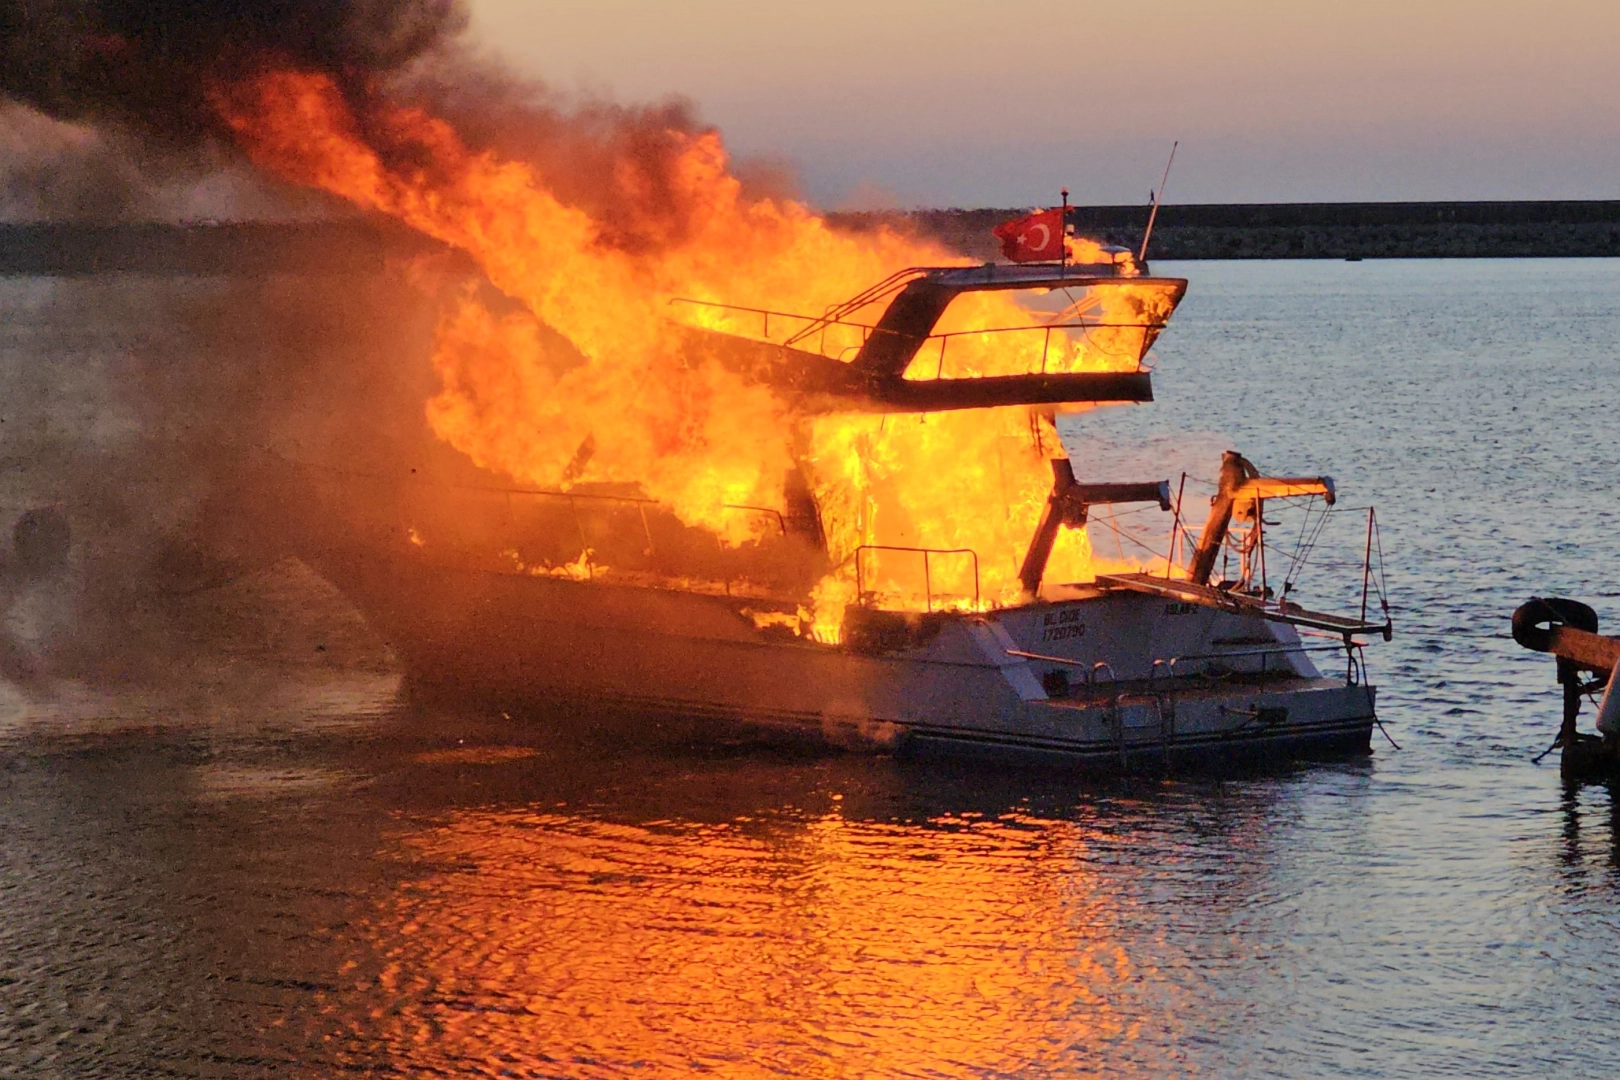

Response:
(210, 69), (1174, 631)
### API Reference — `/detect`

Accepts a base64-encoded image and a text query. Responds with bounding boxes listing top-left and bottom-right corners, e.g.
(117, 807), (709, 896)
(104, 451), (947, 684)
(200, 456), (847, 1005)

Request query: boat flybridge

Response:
(294, 247), (1394, 771)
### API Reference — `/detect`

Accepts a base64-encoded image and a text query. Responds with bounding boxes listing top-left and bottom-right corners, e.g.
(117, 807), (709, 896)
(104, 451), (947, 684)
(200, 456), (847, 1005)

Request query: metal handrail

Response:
(927, 319), (1165, 378)
(1089, 662), (1126, 765)
(785, 266), (934, 346)
(854, 544), (981, 613)
(502, 487), (658, 506)
(397, 478), (800, 586)
(668, 298), (1166, 373)
(722, 504), (788, 536)
(1150, 656), (1181, 684)
(667, 297), (877, 342)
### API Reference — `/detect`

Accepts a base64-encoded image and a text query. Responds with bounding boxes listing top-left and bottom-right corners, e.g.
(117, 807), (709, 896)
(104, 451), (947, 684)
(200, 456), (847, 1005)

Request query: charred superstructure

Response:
(678, 262), (1173, 413)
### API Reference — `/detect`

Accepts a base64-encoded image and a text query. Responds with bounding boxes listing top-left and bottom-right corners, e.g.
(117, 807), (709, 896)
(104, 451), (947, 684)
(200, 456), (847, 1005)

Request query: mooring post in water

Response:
(1560, 656), (1586, 747)
(1512, 597), (1620, 767)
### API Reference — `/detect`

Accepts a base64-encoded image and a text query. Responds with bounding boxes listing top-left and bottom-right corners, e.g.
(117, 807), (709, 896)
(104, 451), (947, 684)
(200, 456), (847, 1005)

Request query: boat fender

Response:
(1512, 597), (1598, 653)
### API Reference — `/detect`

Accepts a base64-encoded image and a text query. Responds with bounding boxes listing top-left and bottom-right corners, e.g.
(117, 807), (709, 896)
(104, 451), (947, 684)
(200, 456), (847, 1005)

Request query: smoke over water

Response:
(0, 4), (470, 690)
(0, 2), (464, 142)
(0, 2), (1171, 693)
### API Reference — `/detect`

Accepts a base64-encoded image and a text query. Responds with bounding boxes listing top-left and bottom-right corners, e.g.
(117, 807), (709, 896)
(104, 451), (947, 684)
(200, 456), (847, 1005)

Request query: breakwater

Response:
(0, 220), (447, 275)
(3, 202), (1620, 274)
(831, 201), (1620, 261)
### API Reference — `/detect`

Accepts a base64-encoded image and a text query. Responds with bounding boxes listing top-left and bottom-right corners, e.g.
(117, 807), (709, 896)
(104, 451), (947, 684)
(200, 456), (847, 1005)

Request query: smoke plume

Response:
(0, 3), (486, 691)
(0, 1), (465, 144)
(0, 1), (1067, 690)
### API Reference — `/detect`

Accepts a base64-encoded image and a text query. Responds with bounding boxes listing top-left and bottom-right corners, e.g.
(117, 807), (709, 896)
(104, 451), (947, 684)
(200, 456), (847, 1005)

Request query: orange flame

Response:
(215, 71), (1170, 634)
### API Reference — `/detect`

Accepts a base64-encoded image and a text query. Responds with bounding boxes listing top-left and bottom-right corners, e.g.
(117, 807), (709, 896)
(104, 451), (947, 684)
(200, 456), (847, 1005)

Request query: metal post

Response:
(1360, 507), (1375, 626)
(1165, 471), (1187, 578)
(568, 497), (593, 581)
(1255, 504), (1267, 599)
(637, 503), (655, 557)
(1060, 187), (1069, 272)
(1139, 141), (1178, 264)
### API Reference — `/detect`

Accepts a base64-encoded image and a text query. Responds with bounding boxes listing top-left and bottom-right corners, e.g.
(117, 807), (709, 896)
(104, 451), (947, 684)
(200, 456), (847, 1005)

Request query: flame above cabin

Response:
(214, 70), (1176, 630)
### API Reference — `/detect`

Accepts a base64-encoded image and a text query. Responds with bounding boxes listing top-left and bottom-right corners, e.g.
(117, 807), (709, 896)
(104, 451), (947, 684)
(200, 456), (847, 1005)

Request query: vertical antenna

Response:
(1059, 186), (1069, 272)
(1138, 141), (1179, 263)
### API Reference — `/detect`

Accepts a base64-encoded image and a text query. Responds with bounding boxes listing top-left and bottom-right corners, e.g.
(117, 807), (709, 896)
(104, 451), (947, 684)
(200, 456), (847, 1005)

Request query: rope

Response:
(1283, 500), (1334, 596)
(1282, 495), (1318, 588)
(1091, 514), (1169, 557)
(1372, 513), (1391, 617)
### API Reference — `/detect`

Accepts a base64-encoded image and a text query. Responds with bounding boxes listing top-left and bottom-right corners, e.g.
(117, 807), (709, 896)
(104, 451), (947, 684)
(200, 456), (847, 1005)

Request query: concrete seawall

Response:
(3, 202), (1620, 274)
(831, 201), (1620, 261)
(0, 221), (449, 276)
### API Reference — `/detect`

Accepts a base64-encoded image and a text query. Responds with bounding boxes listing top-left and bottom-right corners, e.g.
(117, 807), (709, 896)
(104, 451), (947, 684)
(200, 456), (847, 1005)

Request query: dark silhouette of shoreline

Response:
(834, 201), (1620, 261)
(3, 201), (1620, 275)
(0, 220), (448, 276)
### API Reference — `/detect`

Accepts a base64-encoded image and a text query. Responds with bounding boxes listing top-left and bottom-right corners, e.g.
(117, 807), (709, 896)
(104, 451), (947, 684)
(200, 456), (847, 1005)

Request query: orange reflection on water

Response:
(351, 807), (1181, 1077)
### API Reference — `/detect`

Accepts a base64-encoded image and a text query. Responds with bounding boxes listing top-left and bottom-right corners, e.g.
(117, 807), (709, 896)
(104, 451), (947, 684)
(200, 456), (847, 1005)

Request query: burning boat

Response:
(143, 69), (1398, 769)
(0, 14), (1390, 768)
(276, 248), (1393, 771)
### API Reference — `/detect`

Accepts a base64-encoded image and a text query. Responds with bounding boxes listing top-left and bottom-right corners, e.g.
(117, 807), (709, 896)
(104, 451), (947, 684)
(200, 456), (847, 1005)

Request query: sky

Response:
(466, 0), (1620, 209)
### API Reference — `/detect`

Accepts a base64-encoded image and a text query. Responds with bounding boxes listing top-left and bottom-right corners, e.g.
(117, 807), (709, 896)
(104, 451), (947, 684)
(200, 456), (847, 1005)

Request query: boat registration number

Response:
(1041, 609), (1087, 642)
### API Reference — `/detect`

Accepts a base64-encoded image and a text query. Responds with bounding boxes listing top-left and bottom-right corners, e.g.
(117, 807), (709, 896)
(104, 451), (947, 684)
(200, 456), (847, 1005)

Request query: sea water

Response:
(2, 259), (1619, 1077)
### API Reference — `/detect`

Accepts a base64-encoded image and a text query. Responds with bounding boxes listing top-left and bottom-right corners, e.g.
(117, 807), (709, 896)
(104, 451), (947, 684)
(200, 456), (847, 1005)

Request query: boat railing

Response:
(382, 474), (801, 591)
(854, 544), (981, 614)
(1154, 476), (1392, 642)
(721, 504), (788, 536)
(668, 297), (877, 357)
(669, 298), (1167, 374)
(1150, 657), (1181, 686)
(500, 494), (794, 584)
(925, 320), (1167, 378)
(783, 266), (935, 346)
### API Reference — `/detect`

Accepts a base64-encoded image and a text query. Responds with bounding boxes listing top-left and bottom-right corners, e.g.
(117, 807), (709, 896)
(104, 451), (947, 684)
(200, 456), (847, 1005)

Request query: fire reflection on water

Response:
(342, 804), (1179, 1075)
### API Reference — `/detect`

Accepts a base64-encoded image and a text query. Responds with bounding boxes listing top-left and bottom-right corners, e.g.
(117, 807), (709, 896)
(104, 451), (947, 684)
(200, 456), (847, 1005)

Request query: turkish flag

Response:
(992, 209), (1065, 262)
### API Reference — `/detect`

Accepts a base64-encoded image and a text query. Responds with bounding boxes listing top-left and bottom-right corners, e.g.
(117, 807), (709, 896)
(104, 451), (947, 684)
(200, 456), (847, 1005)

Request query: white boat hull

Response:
(309, 547), (1377, 771)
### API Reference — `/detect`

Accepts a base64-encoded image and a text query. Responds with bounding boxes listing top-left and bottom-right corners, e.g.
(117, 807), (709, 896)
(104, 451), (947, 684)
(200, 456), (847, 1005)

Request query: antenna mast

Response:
(1059, 186), (1069, 271)
(1139, 141), (1179, 263)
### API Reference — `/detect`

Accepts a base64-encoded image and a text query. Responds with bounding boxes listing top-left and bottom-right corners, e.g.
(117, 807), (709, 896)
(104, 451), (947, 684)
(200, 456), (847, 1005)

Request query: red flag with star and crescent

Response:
(992, 208), (1065, 262)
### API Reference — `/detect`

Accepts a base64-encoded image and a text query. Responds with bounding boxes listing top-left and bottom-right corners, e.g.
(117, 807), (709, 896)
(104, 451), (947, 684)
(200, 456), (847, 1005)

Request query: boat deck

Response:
(1095, 572), (1391, 639)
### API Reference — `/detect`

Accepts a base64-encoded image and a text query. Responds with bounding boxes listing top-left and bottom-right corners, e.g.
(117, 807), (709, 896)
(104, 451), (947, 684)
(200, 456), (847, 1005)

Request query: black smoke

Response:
(0, 3), (472, 692)
(0, 1), (466, 145)
(0, 1), (810, 697)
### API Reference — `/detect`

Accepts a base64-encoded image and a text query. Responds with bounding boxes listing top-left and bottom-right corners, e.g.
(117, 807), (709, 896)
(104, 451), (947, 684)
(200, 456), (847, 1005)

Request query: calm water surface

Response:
(2, 259), (1619, 1077)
